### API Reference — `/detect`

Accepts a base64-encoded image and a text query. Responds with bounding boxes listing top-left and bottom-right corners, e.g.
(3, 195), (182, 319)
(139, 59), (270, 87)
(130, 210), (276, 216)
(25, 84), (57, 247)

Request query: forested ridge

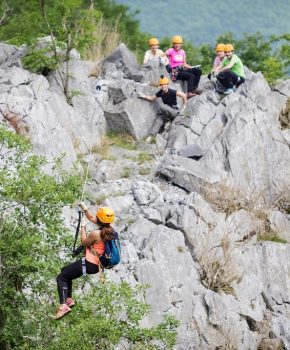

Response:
(116, 0), (290, 45)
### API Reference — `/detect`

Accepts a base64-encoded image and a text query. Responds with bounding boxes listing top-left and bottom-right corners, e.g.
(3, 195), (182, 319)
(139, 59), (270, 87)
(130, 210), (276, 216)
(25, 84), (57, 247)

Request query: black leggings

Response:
(217, 70), (245, 89)
(56, 259), (99, 304)
(176, 67), (202, 92)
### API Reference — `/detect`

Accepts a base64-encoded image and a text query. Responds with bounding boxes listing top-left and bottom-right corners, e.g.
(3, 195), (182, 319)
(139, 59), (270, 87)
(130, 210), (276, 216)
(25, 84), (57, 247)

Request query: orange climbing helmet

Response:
(225, 44), (234, 52)
(148, 37), (159, 46)
(159, 75), (169, 85)
(96, 207), (115, 224)
(172, 35), (183, 44)
(216, 43), (226, 52)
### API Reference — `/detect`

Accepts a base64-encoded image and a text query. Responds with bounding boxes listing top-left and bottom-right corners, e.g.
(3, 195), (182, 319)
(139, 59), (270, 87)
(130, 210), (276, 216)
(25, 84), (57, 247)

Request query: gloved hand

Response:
(80, 213), (86, 227)
(137, 92), (146, 99)
(79, 201), (88, 211)
(179, 104), (187, 115)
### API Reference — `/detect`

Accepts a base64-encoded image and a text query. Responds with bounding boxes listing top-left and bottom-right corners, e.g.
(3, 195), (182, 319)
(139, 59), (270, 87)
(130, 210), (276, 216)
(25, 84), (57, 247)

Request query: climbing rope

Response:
(79, 105), (99, 201)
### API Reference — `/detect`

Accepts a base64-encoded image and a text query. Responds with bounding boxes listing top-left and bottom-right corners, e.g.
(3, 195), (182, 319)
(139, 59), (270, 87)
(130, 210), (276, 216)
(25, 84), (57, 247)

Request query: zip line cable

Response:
(72, 106), (99, 255)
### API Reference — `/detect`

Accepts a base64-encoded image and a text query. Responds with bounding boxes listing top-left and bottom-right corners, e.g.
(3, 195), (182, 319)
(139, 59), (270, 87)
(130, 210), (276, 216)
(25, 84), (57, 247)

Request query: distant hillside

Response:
(116, 0), (290, 45)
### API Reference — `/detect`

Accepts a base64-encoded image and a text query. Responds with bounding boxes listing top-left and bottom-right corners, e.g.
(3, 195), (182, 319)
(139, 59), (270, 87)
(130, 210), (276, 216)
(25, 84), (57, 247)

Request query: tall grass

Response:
(83, 16), (120, 63)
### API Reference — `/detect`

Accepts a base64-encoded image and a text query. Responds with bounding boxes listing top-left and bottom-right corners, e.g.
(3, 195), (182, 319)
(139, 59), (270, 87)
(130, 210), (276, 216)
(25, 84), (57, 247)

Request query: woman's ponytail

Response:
(98, 219), (115, 242)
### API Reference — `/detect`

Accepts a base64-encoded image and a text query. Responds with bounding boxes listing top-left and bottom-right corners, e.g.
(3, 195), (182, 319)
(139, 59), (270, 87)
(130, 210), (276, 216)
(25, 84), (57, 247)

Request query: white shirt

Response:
(143, 49), (169, 65)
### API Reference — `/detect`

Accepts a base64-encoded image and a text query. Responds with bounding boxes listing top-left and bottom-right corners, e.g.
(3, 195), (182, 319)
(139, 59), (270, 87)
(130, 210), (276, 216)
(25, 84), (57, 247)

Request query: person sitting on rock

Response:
(54, 204), (115, 320)
(165, 35), (202, 98)
(208, 43), (226, 80)
(137, 75), (187, 121)
(143, 37), (169, 65)
(214, 43), (245, 94)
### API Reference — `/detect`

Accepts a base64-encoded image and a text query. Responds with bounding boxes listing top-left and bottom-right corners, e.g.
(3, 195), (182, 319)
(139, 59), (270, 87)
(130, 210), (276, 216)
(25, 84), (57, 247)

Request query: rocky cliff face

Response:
(1, 42), (290, 349)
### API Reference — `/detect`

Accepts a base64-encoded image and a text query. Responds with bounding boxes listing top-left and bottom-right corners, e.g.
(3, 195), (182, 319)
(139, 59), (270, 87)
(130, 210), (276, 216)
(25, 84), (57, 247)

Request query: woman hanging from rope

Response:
(54, 203), (115, 319)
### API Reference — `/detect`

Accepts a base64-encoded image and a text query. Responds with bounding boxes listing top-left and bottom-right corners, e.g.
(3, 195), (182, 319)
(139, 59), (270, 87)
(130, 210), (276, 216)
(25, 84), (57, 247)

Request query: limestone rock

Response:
(131, 180), (164, 206)
(103, 92), (158, 140)
(142, 58), (169, 85)
(0, 42), (27, 68)
(2, 43), (290, 350)
(102, 43), (144, 82)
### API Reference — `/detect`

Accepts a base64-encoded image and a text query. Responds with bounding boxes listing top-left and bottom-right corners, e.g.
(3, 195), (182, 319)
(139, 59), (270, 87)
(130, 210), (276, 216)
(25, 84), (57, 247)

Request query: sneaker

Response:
(54, 304), (71, 320)
(187, 92), (197, 99)
(66, 298), (75, 308)
(224, 88), (234, 95)
(192, 88), (202, 95)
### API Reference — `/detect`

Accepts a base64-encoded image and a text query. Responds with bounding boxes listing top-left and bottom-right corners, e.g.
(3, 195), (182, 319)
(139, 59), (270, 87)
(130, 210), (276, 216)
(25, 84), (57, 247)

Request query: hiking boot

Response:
(224, 88), (234, 95)
(66, 298), (75, 308)
(186, 92), (197, 99)
(192, 88), (202, 95)
(54, 304), (71, 320)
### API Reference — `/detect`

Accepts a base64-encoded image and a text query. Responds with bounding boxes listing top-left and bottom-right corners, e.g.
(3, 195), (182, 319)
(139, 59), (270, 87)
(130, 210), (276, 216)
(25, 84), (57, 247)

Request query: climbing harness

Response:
(81, 257), (87, 276)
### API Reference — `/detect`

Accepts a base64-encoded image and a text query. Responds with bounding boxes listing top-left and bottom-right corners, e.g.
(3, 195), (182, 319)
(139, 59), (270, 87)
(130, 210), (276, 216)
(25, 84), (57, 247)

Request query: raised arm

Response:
(176, 91), (187, 105)
(79, 202), (97, 224)
(137, 93), (158, 102)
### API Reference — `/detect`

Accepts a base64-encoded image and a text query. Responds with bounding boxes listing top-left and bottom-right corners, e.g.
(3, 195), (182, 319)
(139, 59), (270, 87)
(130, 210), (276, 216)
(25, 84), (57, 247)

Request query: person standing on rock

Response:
(143, 37), (169, 65)
(54, 204), (115, 320)
(165, 35), (202, 98)
(137, 75), (187, 121)
(214, 44), (245, 94)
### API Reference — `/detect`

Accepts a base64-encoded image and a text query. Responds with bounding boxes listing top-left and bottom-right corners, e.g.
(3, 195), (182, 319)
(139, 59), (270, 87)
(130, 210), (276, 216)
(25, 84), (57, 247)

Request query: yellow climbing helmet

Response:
(215, 43), (226, 52)
(148, 37), (159, 46)
(159, 75), (169, 85)
(96, 207), (115, 224)
(225, 44), (234, 52)
(172, 35), (183, 44)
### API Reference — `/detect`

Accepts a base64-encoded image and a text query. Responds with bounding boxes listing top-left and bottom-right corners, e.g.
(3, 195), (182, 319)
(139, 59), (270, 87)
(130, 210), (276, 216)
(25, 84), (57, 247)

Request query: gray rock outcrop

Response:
(1, 41), (290, 349)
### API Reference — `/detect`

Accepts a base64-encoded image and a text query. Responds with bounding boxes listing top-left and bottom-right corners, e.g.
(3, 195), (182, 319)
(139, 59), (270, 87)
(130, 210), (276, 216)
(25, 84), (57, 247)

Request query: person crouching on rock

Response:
(214, 44), (245, 94)
(137, 75), (187, 121)
(54, 205), (115, 320)
(143, 37), (169, 66)
(208, 43), (226, 80)
(165, 35), (202, 98)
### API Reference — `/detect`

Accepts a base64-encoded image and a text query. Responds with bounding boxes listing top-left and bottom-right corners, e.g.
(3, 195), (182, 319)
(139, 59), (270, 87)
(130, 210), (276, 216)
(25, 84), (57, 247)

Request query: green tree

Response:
(0, 1), (103, 102)
(262, 57), (284, 85)
(24, 282), (178, 350)
(0, 125), (82, 349)
(0, 1), (11, 27)
(272, 33), (290, 71)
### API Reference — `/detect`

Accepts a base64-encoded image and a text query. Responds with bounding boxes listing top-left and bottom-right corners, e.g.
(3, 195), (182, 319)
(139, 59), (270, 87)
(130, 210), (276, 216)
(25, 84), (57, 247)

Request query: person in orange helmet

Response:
(54, 204), (115, 320)
(143, 37), (169, 65)
(212, 43), (226, 71)
(208, 43), (226, 81)
(165, 35), (202, 98)
(138, 75), (187, 121)
(214, 43), (245, 94)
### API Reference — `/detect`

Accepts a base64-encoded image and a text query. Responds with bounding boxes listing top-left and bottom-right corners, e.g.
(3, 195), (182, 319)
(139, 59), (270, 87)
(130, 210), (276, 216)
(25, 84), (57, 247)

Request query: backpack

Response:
(99, 232), (121, 269)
